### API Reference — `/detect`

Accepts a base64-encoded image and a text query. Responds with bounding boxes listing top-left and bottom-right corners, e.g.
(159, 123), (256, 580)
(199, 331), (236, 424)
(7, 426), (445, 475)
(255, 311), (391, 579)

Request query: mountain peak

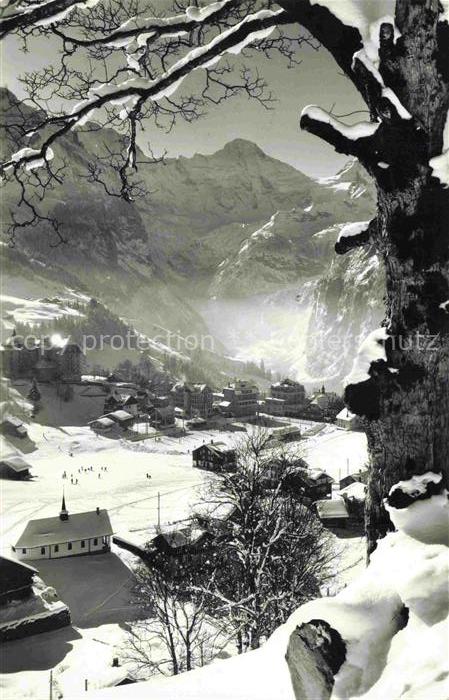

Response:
(219, 138), (266, 157)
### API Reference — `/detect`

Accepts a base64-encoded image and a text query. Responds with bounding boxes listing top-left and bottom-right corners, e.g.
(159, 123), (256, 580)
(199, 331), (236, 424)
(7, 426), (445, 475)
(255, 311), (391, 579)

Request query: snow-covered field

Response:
(1, 423), (212, 554)
(0, 417), (368, 698)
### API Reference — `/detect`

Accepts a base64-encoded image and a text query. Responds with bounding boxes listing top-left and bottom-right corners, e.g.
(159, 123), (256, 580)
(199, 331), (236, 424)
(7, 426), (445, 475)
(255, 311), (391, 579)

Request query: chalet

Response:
(88, 416), (120, 434)
(103, 392), (123, 413)
(336, 408), (362, 431)
(315, 498), (349, 528)
(149, 527), (213, 566)
(123, 395), (139, 416)
(13, 496), (113, 561)
(0, 555), (38, 605)
(0, 455), (32, 480)
(339, 470), (368, 490)
(292, 469), (334, 501)
(192, 442), (237, 472)
(104, 410), (135, 428)
(339, 481), (367, 501)
(1, 415), (28, 438)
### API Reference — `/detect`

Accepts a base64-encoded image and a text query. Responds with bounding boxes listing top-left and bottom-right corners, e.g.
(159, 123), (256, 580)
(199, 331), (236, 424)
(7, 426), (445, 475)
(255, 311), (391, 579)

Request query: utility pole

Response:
(157, 492), (161, 530)
(49, 670), (53, 700)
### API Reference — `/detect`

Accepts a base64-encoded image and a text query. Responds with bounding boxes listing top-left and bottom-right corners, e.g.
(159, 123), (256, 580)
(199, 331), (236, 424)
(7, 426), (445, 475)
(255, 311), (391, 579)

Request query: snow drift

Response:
(83, 473), (449, 700)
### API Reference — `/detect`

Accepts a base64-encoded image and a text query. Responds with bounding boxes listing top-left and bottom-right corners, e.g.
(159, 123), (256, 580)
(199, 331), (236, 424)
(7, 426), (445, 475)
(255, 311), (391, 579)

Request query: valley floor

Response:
(0, 420), (368, 698)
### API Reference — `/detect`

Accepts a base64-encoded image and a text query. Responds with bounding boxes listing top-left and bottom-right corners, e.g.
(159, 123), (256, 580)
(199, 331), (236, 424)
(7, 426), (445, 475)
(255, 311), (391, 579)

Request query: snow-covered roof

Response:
(337, 408), (357, 420)
(308, 469), (334, 483)
(2, 415), (25, 428)
(155, 527), (207, 550)
(340, 482), (367, 501)
(0, 554), (38, 575)
(0, 455), (31, 472)
(89, 417), (116, 428)
(15, 509), (113, 549)
(316, 499), (349, 520)
(105, 410), (134, 422)
(194, 501), (236, 521)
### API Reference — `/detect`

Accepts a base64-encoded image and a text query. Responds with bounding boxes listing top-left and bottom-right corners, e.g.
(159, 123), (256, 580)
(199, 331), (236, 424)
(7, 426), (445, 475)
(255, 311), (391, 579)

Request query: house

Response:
(315, 498), (349, 528)
(269, 425), (302, 443)
(149, 527), (213, 566)
(192, 442), (237, 472)
(267, 379), (306, 416)
(13, 496), (113, 561)
(291, 469), (334, 501)
(0, 555), (38, 605)
(104, 410), (135, 428)
(339, 470), (368, 490)
(88, 416), (121, 434)
(123, 395), (139, 416)
(1, 415), (28, 438)
(194, 501), (237, 533)
(339, 481), (367, 501)
(222, 380), (259, 418)
(336, 408), (362, 431)
(152, 405), (175, 428)
(339, 481), (366, 521)
(0, 455), (32, 480)
(184, 384), (214, 418)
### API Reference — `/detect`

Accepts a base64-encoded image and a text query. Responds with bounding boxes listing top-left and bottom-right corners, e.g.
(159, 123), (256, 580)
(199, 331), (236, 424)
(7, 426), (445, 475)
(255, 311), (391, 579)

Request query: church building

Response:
(13, 496), (113, 561)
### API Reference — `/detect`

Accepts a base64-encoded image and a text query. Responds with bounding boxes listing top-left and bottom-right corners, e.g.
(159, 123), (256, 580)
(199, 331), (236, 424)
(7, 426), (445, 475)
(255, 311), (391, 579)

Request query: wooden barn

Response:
(0, 455), (32, 480)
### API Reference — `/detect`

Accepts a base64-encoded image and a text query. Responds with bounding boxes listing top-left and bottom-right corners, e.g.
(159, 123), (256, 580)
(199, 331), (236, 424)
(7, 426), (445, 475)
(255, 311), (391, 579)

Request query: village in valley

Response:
(0, 311), (368, 698)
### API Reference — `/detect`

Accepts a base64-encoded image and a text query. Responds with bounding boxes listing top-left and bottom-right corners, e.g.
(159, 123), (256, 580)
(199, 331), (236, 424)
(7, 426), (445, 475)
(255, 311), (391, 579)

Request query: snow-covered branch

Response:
(2, 8), (289, 175)
(300, 105), (379, 159)
(0, 0), (100, 38)
(335, 217), (378, 255)
(51, 0), (241, 50)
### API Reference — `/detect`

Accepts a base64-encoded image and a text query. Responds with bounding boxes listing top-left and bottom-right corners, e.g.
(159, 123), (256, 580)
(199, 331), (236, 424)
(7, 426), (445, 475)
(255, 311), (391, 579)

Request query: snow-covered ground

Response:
(81, 473), (449, 700)
(0, 417), (368, 698)
(0, 423), (211, 554)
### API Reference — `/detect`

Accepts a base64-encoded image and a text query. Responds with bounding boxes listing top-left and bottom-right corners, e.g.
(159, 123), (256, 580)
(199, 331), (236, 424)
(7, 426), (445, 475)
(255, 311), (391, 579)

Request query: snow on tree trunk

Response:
(287, 0), (449, 554)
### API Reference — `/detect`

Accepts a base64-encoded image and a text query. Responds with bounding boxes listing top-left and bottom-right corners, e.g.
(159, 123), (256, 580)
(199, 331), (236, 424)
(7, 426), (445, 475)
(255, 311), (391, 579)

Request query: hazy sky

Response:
(1, 26), (365, 178)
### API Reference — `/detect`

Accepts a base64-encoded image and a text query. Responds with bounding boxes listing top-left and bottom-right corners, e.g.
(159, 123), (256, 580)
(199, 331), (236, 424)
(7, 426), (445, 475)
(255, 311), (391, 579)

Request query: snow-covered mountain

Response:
(1, 87), (384, 385)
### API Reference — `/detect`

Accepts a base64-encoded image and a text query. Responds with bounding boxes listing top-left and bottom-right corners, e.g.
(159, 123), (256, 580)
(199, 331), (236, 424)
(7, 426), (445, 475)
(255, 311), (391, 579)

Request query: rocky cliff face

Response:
(305, 247), (385, 386)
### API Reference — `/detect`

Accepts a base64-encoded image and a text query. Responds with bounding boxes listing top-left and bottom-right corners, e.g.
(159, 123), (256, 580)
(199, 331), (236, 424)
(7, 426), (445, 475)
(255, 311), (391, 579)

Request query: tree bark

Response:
(345, 0), (449, 554)
(289, 0), (449, 554)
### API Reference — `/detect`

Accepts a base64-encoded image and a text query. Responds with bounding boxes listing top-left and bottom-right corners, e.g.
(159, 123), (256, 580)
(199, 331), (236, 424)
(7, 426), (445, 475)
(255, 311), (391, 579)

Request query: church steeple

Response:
(60, 492), (69, 521)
